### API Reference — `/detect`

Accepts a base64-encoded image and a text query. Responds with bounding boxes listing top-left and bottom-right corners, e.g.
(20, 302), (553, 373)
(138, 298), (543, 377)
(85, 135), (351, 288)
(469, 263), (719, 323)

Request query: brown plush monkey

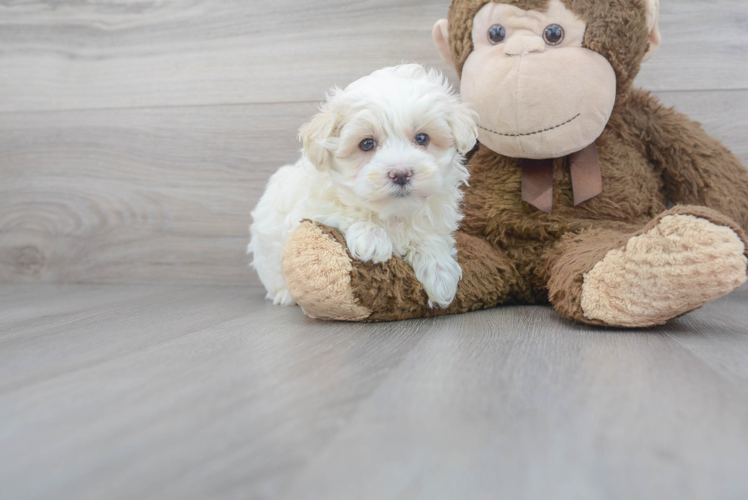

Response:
(280, 0), (748, 327)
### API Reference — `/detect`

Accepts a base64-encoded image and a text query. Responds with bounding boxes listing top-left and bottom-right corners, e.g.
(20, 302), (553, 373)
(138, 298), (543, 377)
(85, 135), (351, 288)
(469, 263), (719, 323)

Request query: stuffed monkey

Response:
(280, 0), (748, 327)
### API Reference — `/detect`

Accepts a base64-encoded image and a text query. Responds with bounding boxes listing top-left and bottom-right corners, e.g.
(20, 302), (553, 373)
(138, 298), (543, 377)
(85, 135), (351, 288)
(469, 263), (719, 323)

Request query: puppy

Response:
(248, 64), (478, 309)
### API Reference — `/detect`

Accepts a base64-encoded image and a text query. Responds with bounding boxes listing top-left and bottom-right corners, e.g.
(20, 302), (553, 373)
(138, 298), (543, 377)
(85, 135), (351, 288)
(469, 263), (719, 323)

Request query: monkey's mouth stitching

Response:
(478, 113), (581, 138)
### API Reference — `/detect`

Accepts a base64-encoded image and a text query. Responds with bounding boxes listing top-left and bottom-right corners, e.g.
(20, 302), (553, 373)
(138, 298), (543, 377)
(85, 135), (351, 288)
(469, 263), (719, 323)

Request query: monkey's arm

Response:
(281, 220), (520, 322)
(635, 90), (748, 231)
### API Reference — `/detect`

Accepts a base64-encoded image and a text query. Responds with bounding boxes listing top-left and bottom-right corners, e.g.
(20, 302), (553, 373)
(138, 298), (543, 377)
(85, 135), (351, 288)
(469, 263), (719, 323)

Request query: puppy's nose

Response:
(388, 170), (412, 186)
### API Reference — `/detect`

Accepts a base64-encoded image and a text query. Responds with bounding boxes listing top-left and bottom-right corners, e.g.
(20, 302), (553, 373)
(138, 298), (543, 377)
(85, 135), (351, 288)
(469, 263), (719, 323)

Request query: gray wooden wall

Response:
(1, 0), (746, 286)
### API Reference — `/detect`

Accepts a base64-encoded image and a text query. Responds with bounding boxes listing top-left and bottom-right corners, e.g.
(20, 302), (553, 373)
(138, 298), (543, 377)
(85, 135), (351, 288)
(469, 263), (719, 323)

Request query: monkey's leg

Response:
(281, 220), (521, 322)
(545, 206), (748, 327)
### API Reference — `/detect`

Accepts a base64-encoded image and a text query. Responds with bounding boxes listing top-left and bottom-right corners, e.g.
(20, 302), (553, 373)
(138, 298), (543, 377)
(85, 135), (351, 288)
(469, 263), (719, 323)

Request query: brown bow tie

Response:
(521, 143), (603, 214)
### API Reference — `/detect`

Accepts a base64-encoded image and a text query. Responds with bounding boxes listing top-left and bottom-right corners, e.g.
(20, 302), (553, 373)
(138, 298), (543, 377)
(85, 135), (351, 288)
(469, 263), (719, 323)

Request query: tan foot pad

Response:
(581, 215), (748, 327)
(281, 221), (372, 321)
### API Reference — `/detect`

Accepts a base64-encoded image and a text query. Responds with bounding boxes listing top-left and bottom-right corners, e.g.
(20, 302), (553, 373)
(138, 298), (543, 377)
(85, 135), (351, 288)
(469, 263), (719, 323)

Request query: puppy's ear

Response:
(449, 104), (479, 155)
(299, 109), (338, 171)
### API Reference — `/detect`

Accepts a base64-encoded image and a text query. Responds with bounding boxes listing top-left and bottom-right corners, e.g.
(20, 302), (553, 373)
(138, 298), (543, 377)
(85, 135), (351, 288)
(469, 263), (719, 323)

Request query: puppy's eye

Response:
(543, 24), (564, 45)
(359, 138), (377, 152)
(414, 133), (430, 147)
(488, 24), (506, 44)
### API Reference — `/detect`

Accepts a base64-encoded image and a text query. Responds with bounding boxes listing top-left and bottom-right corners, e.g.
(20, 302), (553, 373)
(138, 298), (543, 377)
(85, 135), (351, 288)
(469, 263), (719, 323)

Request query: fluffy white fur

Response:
(248, 64), (478, 308)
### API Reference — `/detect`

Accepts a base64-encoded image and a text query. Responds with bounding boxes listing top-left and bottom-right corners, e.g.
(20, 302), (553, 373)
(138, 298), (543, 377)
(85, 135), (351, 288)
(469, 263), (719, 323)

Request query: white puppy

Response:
(248, 64), (478, 309)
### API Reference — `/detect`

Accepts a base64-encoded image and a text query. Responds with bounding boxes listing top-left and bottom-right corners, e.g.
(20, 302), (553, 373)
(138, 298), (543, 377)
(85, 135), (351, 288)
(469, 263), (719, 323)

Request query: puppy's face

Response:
(300, 65), (478, 216)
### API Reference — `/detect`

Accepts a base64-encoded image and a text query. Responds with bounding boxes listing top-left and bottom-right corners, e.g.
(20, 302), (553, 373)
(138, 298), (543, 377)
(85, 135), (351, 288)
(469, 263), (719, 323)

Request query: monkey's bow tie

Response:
(520, 143), (603, 214)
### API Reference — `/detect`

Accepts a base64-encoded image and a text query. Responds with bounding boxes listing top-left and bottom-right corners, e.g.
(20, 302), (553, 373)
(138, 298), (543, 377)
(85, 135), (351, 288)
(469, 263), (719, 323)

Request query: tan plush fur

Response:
(281, 221), (371, 321)
(581, 215), (747, 327)
(281, 0), (748, 326)
(448, 0), (651, 95)
(459, 0), (618, 159)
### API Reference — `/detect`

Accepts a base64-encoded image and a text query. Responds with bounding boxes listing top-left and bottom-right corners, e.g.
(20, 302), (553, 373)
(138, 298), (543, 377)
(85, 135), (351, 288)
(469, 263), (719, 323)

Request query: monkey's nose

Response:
(388, 170), (412, 186)
(504, 36), (546, 56)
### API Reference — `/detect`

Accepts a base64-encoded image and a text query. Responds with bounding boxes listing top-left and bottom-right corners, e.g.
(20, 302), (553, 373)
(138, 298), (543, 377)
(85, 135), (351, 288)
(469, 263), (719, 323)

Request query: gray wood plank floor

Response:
(2, 0), (747, 287)
(1, 0), (745, 113)
(3, 283), (748, 500)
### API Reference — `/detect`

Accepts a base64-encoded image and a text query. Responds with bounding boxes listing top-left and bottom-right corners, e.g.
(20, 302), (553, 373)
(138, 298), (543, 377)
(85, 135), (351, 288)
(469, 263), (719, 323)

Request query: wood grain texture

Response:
(1, 90), (746, 285)
(1, 283), (748, 500)
(0, 101), (317, 285)
(0, 0), (457, 113)
(2, 3), (747, 498)
(634, 0), (748, 93)
(0, 0), (745, 113)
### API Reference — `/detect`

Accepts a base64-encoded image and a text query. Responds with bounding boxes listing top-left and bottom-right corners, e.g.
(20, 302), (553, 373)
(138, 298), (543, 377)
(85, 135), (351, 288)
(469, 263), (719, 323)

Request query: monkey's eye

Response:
(414, 133), (430, 147)
(359, 138), (377, 152)
(488, 24), (506, 44)
(543, 24), (565, 45)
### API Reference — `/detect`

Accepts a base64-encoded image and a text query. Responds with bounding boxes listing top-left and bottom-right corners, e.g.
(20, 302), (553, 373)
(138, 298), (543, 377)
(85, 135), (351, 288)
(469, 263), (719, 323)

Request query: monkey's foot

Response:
(580, 214), (748, 327)
(281, 220), (372, 321)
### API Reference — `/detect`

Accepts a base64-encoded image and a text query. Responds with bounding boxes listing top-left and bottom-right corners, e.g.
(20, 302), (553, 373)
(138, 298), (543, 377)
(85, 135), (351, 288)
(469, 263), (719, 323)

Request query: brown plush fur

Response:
(281, 221), (372, 321)
(357, 230), (524, 321)
(544, 205), (748, 325)
(282, 0), (748, 325)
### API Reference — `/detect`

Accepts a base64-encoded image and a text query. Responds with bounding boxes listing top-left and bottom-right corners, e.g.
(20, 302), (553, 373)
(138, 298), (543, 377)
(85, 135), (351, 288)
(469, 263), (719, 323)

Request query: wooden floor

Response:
(2, 2), (747, 498)
(3, 283), (748, 500)
(2, 0), (747, 287)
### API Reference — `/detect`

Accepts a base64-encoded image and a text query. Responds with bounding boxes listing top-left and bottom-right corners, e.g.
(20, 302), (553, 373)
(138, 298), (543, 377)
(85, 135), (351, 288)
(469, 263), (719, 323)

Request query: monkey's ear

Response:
(299, 110), (338, 171)
(642, 0), (661, 63)
(432, 19), (455, 70)
(450, 104), (479, 156)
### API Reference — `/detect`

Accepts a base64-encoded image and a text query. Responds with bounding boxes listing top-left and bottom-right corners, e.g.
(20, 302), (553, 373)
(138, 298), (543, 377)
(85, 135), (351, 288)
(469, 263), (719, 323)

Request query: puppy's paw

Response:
(345, 222), (393, 264)
(415, 257), (462, 309)
(268, 288), (297, 306)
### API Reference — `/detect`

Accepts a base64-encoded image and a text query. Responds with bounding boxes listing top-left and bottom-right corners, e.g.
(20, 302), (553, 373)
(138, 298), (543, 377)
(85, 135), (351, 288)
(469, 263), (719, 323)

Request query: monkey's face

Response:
(460, 0), (616, 159)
